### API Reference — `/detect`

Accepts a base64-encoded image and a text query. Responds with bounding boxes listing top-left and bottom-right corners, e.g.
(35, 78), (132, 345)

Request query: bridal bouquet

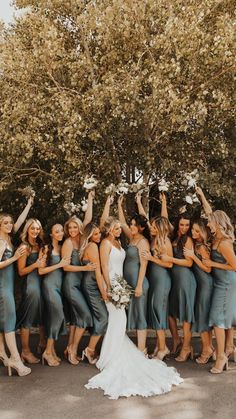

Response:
(18, 186), (36, 199)
(108, 275), (133, 309)
(83, 175), (98, 191)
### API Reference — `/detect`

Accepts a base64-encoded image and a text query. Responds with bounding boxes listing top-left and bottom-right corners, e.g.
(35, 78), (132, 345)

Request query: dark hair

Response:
(130, 214), (150, 242)
(172, 213), (192, 252)
(44, 223), (64, 265)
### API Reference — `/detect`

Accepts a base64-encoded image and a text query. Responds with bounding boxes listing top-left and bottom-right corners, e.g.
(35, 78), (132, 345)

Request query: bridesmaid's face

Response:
(191, 224), (201, 241)
(0, 216), (14, 234)
(28, 221), (41, 239)
(91, 227), (101, 243)
(130, 219), (139, 236)
(150, 222), (158, 237)
(178, 218), (190, 236)
(68, 222), (79, 238)
(207, 219), (216, 235)
(51, 224), (64, 242)
(111, 223), (122, 238)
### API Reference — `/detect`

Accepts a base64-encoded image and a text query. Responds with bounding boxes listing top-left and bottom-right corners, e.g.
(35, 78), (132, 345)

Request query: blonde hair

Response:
(79, 222), (99, 258)
(64, 216), (84, 238)
(208, 210), (235, 242)
(20, 218), (44, 250)
(151, 217), (170, 251)
(102, 217), (120, 237)
(0, 213), (14, 233)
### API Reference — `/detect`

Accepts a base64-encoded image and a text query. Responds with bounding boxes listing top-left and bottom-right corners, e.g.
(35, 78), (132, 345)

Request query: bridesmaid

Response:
(118, 195), (150, 354)
(40, 224), (70, 366)
(161, 209), (196, 362)
(62, 191), (96, 364)
(0, 213), (31, 376)
(16, 218), (46, 364)
(0, 196), (33, 371)
(184, 219), (214, 363)
(142, 216), (173, 360)
(80, 223), (108, 363)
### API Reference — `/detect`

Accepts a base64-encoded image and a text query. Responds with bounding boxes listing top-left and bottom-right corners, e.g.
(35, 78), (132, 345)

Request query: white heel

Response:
(8, 365), (12, 377)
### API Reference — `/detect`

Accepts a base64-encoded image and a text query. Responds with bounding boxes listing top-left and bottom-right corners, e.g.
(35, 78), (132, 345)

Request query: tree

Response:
(0, 0), (235, 224)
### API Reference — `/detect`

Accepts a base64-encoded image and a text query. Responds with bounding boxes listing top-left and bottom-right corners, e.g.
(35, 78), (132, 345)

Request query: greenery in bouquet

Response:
(108, 275), (134, 309)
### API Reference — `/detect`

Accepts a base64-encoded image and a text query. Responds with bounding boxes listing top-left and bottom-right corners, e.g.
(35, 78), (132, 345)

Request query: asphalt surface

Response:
(0, 335), (236, 419)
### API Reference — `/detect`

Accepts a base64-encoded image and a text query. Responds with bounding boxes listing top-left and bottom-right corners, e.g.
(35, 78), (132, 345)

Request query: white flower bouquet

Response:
(116, 182), (129, 195)
(18, 186), (36, 199)
(108, 274), (134, 309)
(158, 178), (170, 192)
(63, 201), (81, 215)
(129, 182), (146, 194)
(83, 175), (98, 191)
(185, 193), (200, 205)
(105, 183), (117, 195)
(81, 198), (88, 212)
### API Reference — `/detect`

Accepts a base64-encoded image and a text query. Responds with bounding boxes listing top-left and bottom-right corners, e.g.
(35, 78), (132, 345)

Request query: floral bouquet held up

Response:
(108, 275), (134, 309)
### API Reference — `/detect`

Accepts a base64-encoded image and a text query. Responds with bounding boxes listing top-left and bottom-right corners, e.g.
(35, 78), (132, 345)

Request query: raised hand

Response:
(159, 192), (166, 203)
(107, 195), (114, 205)
(118, 195), (124, 206)
(195, 186), (204, 198)
(28, 195), (34, 207)
(88, 190), (95, 200)
(135, 191), (142, 204)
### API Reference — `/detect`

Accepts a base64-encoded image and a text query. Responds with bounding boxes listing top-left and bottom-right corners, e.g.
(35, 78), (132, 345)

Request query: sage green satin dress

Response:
(16, 252), (43, 328)
(0, 248), (16, 332)
(169, 247), (196, 323)
(209, 249), (236, 329)
(124, 245), (149, 330)
(62, 249), (93, 329)
(42, 255), (66, 339)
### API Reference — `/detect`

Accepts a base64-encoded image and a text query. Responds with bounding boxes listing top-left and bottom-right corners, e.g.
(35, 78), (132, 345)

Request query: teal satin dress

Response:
(16, 252), (43, 329)
(62, 249), (93, 329)
(82, 266), (108, 336)
(0, 248), (16, 333)
(42, 255), (66, 340)
(169, 246), (196, 323)
(192, 248), (213, 333)
(209, 249), (236, 329)
(147, 255), (171, 330)
(124, 245), (149, 330)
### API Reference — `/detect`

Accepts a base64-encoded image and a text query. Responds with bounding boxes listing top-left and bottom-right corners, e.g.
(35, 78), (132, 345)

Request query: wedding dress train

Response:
(85, 246), (183, 399)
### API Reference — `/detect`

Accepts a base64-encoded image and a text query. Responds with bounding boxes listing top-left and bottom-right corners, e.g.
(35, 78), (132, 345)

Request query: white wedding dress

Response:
(85, 246), (183, 399)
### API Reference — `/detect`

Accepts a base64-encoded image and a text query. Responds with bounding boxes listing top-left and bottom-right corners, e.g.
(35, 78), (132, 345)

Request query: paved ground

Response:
(0, 335), (236, 419)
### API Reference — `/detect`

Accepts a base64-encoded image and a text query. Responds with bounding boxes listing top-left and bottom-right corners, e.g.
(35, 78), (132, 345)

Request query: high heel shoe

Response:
(196, 349), (215, 365)
(149, 346), (158, 359)
(170, 339), (182, 357)
(42, 351), (60, 367)
(82, 347), (98, 365)
(8, 358), (31, 377)
(0, 353), (9, 367)
(175, 346), (194, 362)
(142, 348), (149, 359)
(156, 346), (170, 361)
(225, 346), (236, 362)
(67, 346), (79, 365)
(210, 354), (228, 374)
(21, 352), (40, 364)
(37, 344), (46, 355)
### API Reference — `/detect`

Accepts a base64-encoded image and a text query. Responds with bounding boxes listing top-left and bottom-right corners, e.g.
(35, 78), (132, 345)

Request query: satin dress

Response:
(124, 245), (149, 330)
(209, 249), (236, 329)
(0, 247), (16, 333)
(147, 252), (171, 330)
(42, 255), (66, 339)
(62, 249), (93, 329)
(169, 246), (196, 323)
(16, 252), (43, 328)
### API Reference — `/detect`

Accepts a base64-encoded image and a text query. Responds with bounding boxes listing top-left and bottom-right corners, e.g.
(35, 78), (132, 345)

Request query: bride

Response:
(85, 216), (183, 399)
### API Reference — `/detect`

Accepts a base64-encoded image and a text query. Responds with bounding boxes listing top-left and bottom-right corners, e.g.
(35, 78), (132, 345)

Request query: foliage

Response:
(0, 0), (235, 225)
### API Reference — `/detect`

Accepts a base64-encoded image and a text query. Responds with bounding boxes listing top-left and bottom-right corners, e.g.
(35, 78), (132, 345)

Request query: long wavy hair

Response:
(0, 213), (14, 236)
(192, 219), (211, 253)
(151, 216), (170, 252)
(20, 218), (44, 251)
(79, 222), (99, 259)
(171, 213), (192, 252)
(208, 210), (235, 242)
(64, 215), (84, 238)
(130, 213), (150, 242)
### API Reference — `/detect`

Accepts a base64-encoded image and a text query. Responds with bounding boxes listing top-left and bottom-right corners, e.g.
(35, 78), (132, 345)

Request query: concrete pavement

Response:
(0, 336), (236, 419)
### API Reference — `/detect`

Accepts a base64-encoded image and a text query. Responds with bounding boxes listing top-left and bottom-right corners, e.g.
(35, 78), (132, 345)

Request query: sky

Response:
(0, 0), (22, 23)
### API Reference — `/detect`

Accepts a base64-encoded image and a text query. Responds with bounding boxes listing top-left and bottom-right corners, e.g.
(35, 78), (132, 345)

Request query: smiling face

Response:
(0, 216), (14, 235)
(28, 221), (41, 240)
(178, 218), (190, 236)
(110, 222), (122, 238)
(191, 223), (202, 241)
(150, 222), (159, 237)
(207, 219), (217, 236)
(91, 227), (101, 244)
(130, 219), (140, 236)
(68, 221), (80, 238)
(51, 224), (64, 242)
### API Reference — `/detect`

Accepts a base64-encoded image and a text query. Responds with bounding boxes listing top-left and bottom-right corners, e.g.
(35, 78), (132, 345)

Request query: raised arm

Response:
(100, 239), (112, 290)
(118, 195), (132, 240)
(83, 190), (95, 228)
(195, 187), (212, 215)
(100, 195), (114, 230)
(160, 193), (168, 218)
(13, 196), (33, 233)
